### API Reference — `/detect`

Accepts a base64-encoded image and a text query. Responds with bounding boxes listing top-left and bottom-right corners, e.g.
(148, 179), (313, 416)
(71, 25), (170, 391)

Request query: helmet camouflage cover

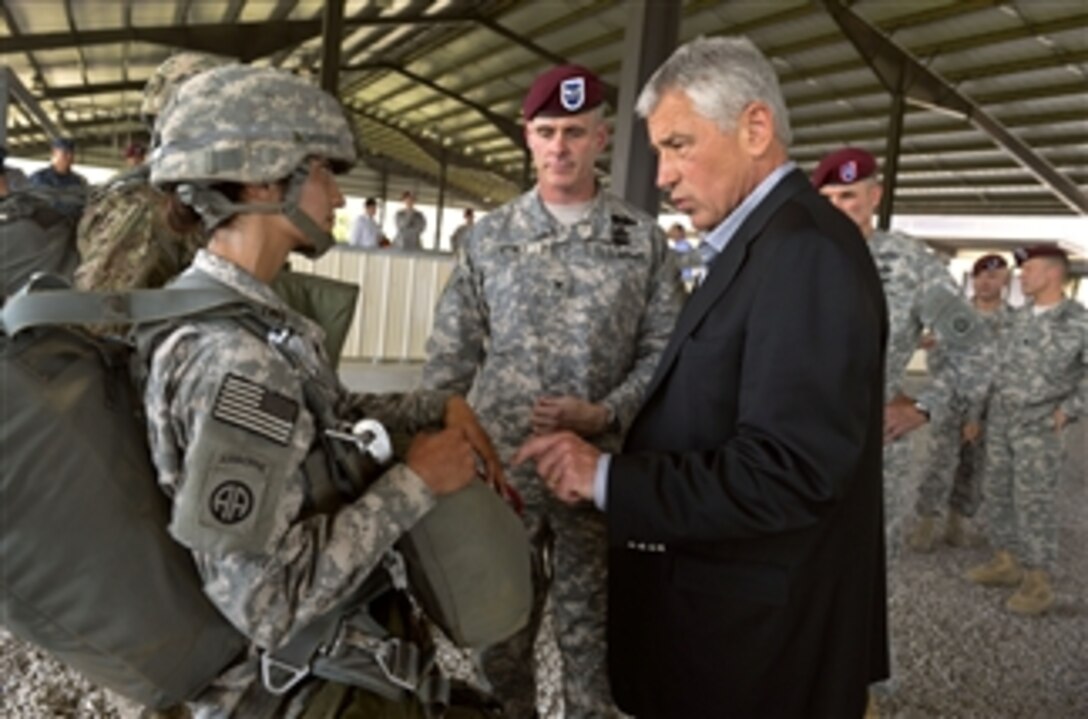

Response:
(150, 65), (357, 187)
(140, 52), (228, 120)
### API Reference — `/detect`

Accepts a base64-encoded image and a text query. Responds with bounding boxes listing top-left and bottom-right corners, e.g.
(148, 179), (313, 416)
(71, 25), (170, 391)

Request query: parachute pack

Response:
(0, 187), (85, 298)
(0, 274), (530, 713)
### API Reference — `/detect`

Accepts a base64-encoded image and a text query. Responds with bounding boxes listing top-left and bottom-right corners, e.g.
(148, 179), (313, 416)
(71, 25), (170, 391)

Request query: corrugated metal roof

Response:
(2, 0), (1085, 216)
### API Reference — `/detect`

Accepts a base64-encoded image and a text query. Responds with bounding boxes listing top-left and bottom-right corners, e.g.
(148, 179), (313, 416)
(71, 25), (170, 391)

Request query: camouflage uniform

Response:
(868, 229), (989, 556)
(141, 65), (467, 717)
(915, 304), (1011, 519)
(74, 51), (225, 294)
(984, 298), (1087, 570)
(423, 188), (684, 717)
(394, 208), (426, 251)
(74, 164), (204, 291)
(142, 250), (452, 717)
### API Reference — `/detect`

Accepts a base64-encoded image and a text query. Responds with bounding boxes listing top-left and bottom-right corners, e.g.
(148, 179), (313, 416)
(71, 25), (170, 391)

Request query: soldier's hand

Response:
(884, 395), (928, 444)
(1054, 409), (1069, 432)
(531, 396), (610, 437)
(406, 428), (475, 496)
(962, 421), (982, 444)
(444, 396), (505, 488)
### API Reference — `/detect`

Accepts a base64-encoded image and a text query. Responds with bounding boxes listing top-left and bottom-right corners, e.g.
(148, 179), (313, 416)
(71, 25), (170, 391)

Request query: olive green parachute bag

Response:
(0, 276), (251, 709)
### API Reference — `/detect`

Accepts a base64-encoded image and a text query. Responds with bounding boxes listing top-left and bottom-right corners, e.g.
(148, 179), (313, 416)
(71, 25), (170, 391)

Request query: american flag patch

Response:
(212, 374), (299, 446)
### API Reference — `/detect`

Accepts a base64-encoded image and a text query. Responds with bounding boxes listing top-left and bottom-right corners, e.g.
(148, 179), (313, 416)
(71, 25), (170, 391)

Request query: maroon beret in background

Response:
(522, 64), (604, 121)
(124, 142), (147, 159)
(1014, 244), (1068, 266)
(972, 254), (1009, 275)
(811, 147), (878, 189)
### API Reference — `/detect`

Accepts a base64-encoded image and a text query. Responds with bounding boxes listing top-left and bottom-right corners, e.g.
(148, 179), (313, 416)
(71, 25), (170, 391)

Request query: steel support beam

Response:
(879, 92), (905, 230)
(608, 0), (680, 216)
(343, 62), (523, 146)
(320, 0), (345, 94)
(823, 0), (1087, 215)
(3, 67), (65, 142)
(436, 147), (448, 251)
(0, 14), (478, 57)
(0, 68), (8, 147)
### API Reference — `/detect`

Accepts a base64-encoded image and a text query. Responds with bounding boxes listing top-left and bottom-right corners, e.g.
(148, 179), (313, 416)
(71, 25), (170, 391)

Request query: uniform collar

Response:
(521, 187), (624, 244)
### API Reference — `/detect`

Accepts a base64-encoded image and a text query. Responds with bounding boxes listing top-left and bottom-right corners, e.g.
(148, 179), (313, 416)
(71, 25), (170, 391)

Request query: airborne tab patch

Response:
(212, 373), (298, 446)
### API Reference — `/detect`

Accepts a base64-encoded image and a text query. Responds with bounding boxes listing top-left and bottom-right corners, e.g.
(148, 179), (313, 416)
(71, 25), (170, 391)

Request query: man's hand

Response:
(444, 396), (505, 488)
(1054, 408), (1069, 432)
(962, 421), (982, 445)
(406, 428), (476, 496)
(531, 396), (610, 437)
(884, 394), (928, 444)
(514, 431), (600, 506)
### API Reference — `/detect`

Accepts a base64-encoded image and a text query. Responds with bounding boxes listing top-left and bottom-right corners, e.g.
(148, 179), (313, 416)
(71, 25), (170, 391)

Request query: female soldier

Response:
(141, 64), (500, 717)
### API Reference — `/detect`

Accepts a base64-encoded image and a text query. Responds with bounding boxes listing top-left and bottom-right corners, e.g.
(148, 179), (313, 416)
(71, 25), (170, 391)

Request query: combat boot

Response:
(944, 511), (968, 547)
(1006, 569), (1055, 616)
(908, 516), (937, 553)
(965, 550), (1023, 586)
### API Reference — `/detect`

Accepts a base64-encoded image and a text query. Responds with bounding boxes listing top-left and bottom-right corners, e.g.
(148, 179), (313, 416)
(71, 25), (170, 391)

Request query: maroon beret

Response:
(123, 142), (147, 159)
(811, 147), (878, 189)
(523, 65), (604, 121)
(1014, 244), (1067, 267)
(972, 254), (1008, 276)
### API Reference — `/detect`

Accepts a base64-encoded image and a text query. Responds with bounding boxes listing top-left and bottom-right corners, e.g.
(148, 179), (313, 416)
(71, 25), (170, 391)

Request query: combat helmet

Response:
(140, 52), (228, 121)
(150, 65), (357, 258)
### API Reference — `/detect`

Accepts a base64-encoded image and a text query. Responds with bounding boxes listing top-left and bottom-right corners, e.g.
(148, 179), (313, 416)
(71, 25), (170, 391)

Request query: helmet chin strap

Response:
(177, 165), (336, 259)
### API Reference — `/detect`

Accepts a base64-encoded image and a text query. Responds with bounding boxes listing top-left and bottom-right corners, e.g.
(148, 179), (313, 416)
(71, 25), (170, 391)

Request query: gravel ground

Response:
(3, 416), (1084, 718)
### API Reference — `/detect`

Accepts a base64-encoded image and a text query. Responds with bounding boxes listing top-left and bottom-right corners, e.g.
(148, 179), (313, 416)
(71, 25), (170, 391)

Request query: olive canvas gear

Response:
(1, 187), (84, 298)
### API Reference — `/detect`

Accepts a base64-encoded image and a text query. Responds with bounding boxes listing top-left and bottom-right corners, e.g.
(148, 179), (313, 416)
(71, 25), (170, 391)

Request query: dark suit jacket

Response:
(606, 169), (889, 718)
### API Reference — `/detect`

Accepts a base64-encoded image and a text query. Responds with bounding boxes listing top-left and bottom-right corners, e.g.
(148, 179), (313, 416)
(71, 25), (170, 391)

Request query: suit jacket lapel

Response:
(638, 169), (812, 405)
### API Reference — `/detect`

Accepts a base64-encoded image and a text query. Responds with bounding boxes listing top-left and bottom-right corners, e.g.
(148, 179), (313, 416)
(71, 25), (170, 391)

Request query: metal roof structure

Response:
(2, 0), (1086, 218)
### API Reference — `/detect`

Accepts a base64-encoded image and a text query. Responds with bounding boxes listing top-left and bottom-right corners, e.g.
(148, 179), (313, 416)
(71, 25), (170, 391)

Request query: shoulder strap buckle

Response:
(259, 652), (311, 696)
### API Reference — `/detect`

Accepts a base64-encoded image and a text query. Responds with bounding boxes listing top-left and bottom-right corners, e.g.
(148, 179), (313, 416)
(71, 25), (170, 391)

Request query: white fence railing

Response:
(290, 246), (455, 362)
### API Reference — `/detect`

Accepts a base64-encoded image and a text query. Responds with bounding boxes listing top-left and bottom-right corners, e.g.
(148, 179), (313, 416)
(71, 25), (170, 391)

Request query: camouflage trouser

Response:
(883, 436), (914, 564)
(481, 496), (620, 719)
(983, 410), (1064, 570)
(914, 403), (985, 518)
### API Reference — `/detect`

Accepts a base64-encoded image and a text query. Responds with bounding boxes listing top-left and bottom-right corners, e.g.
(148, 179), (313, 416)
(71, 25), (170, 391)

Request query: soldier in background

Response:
(449, 207), (475, 256)
(910, 254), (1012, 551)
(122, 141), (147, 169)
(966, 245), (1086, 616)
(812, 147), (990, 560)
(423, 65), (684, 717)
(393, 190), (426, 250)
(29, 137), (88, 218)
(74, 52), (226, 292)
(664, 221), (701, 287)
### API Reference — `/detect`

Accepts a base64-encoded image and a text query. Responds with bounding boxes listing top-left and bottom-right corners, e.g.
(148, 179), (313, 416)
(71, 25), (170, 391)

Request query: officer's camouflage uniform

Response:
(984, 298), (1087, 570)
(423, 188), (684, 717)
(868, 229), (990, 555)
(142, 250), (452, 717)
(74, 165), (204, 291)
(915, 303), (1012, 520)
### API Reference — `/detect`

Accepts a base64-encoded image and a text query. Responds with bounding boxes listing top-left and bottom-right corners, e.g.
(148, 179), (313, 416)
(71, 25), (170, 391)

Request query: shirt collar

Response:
(702, 161), (796, 255)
